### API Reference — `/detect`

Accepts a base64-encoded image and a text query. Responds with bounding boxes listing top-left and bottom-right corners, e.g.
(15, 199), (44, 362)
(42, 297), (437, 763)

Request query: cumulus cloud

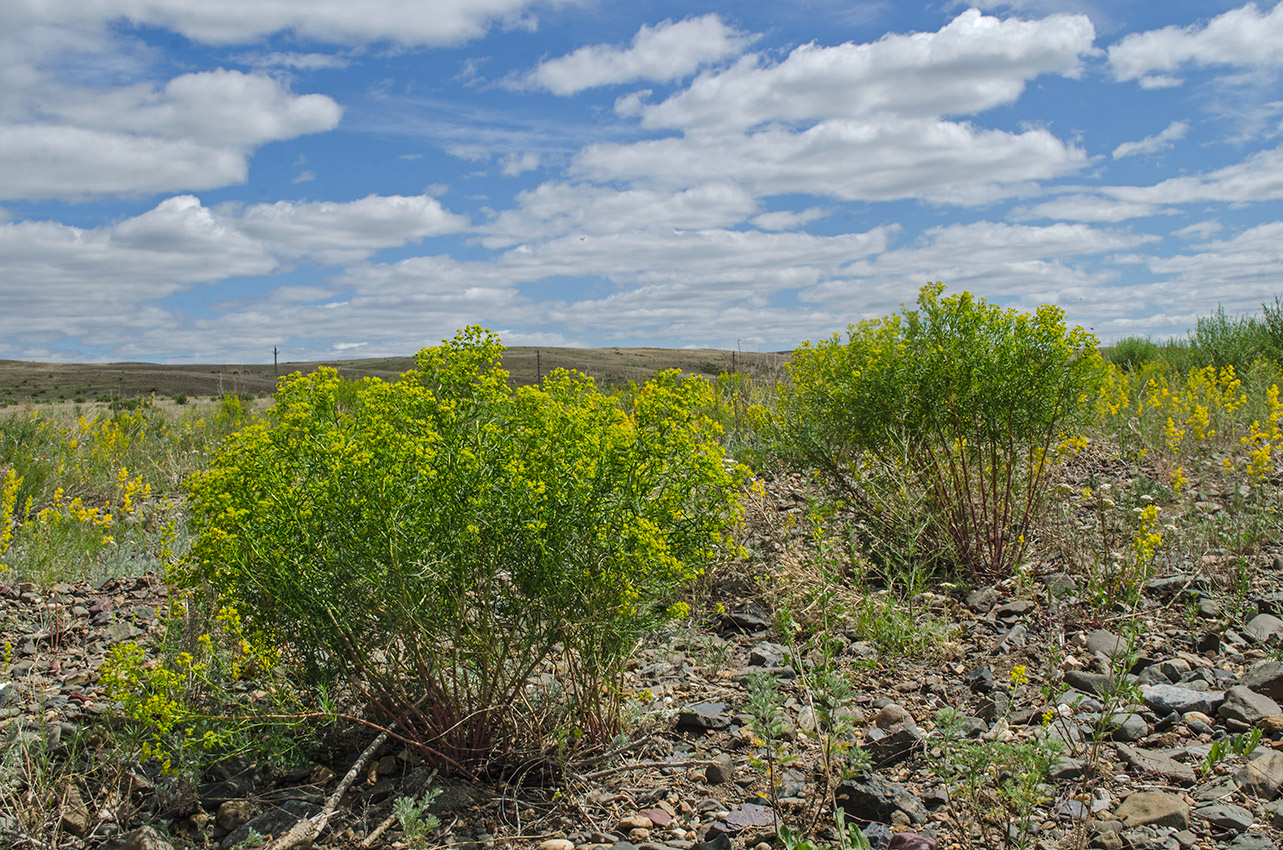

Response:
(1106, 144), (1283, 205)
(30, 0), (561, 47)
(639, 9), (1095, 131)
(1012, 194), (1163, 222)
(1113, 120), (1188, 159)
(519, 14), (754, 95)
(0, 193), (469, 356)
(481, 182), (759, 247)
(576, 118), (1086, 204)
(501, 152), (542, 176)
(0, 69), (341, 201)
(1110, 2), (1283, 82)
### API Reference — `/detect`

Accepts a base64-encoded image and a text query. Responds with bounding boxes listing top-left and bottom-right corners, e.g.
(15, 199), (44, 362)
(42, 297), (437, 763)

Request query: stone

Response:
(691, 835), (732, 850)
(1193, 802), (1254, 831)
(59, 783), (91, 836)
(836, 775), (928, 825)
(748, 641), (789, 667)
(1085, 629), (1128, 659)
(994, 599), (1036, 620)
(1259, 714), (1283, 734)
(1142, 683), (1224, 717)
(1048, 757), (1087, 782)
(617, 814), (653, 831)
(1108, 712), (1149, 742)
(1236, 749), (1283, 800)
(1065, 670), (1112, 696)
(1243, 613), (1283, 643)
(1116, 743), (1197, 786)
(538, 841), (574, 850)
(888, 833), (938, 850)
(120, 826), (177, 850)
(964, 586), (997, 614)
(1241, 659), (1283, 701)
(1115, 791), (1190, 829)
(862, 721), (923, 768)
(710, 803), (772, 835)
(704, 752), (734, 785)
(998, 623), (1028, 650)
(677, 702), (730, 732)
(216, 799), (256, 831)
(873, 703), (910, 729)
(1226, 834), (1276, 850)
(1219, 685), (1282, 727)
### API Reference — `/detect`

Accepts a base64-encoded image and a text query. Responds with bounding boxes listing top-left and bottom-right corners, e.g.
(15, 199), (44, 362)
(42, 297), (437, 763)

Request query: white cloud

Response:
(752, 208), (828, 231)
(0, 192), (469, 355)
(1173, 219), (1223, 239)
(35, 0), (564, 47)
(292, 170), (317, 184)
(520, 15), (754, 95)
(640, 9), (1095, 131)
(1113, 120), (1188, 159)
(447, 145), (490, 162)
(576, 118), (1086, 204)
(1106, 144), (1283, 205)
(1147, 221), (1283, 308)
(1012, 194), (1162, 222)
(235, 51), (351, 70)
(237, 193), (470, 264)
(480, 182), (759, 247)
(1110, 2), (1283, 82)
(0, 69), (341, 201)
(501, 152), (542, 176)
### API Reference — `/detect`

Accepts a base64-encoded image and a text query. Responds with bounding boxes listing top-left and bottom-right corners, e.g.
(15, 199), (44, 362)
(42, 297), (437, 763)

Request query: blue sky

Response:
(4, 1), (1283, 362)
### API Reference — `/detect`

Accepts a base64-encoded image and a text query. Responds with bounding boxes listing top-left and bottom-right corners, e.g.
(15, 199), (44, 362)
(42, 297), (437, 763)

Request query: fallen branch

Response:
(262, 726), (391, 850)
(359, 768), (438, 849)
(572, 758), (717, 783)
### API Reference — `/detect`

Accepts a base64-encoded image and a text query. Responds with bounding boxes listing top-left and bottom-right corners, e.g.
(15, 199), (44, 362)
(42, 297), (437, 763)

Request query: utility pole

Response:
(536, 349), (542, 386)
(273, 347), (279, 382)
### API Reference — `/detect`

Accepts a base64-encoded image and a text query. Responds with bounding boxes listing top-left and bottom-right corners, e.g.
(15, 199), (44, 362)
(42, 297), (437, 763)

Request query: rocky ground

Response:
(4, 477), (1283, 850)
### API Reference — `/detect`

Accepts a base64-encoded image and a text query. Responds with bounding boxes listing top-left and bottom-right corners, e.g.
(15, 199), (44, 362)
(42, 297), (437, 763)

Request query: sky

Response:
(3, 1), (1283, 363)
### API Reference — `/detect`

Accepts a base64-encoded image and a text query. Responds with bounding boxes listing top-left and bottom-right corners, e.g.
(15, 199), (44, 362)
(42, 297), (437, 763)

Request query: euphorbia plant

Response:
(780, 283), (1105, 579)
(182, 327), (743, 772)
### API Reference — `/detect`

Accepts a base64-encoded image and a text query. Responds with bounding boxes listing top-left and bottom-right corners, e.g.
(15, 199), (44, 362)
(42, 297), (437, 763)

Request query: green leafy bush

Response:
(182, 327), (743, 771)
(779, 283), (1104, 579)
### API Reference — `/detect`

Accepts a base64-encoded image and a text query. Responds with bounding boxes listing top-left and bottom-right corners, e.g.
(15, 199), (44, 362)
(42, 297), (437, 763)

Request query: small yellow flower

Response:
(1009, 664), (1028, 686)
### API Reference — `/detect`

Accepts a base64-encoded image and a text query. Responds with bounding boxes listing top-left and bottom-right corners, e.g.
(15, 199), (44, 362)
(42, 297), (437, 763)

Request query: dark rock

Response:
(994, 599), (1036, 620)
(1241, 660), (1283, 701)
(1193, 802), (1253, 831)
(888, 833), (938, 850)
(1049, 757), (1086, 781)
(710, 803), (772, 835)
(836, 775), (928, 825)
(1197, 632), (1221, 655)
(1064, 669), (1112, 696)
(1218, 685), (1282, 727)
(1236, 749), (1283, 800)
(717, 608), (769, 635)
(1109, 712), (1149, 742)
(978, 691), (1012, 722)
(704, 753), (734, 785)
(1085, 629), (1128, 659)
(1226, 834), (1276, 850)
(965, 666), (995, 693)
(862, 721), (923, 768)
(964, 586), (997, 614)
(678, 702), (730, 732)
(748, 641), (789, 667)
(690, 835), (732, 850)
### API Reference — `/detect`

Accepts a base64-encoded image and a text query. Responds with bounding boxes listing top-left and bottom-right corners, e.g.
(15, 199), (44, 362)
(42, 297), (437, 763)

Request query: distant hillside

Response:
(0, 347), (789, 403)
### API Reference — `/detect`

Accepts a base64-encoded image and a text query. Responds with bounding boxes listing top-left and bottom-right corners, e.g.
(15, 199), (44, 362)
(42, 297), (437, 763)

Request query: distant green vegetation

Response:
(1107, 298), (1283, 374)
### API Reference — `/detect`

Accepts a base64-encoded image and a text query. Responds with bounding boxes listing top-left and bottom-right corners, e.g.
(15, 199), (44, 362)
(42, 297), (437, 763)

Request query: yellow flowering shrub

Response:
(780, 283), (1105, 579)
(183, 327), (744, 769)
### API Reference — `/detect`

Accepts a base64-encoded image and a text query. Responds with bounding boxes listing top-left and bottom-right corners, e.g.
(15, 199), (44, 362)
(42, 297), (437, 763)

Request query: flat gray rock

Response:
(1117, 743), (1197, 786)
(1193, 802), (1254, 831)
(1085, 628), (1128, 658)
(1243, 613), (1283, 643)
(1218, 685), (1282, 727)
(1236, 749), (1283, 800)
(1142, 683), (1224, 717)
(1241, 659), (1283, 701)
